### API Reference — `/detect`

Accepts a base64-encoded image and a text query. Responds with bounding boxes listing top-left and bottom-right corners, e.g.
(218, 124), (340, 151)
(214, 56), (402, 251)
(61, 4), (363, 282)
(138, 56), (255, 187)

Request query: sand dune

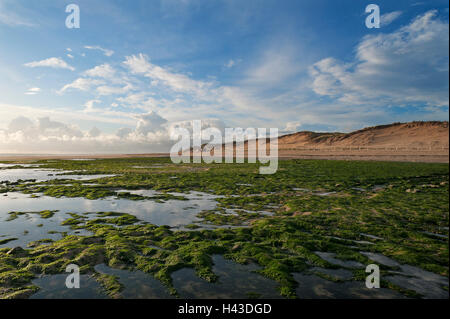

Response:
(278, 121), (448, 149)
(1, 121), (448, 163)
(212, 121), (449, 163)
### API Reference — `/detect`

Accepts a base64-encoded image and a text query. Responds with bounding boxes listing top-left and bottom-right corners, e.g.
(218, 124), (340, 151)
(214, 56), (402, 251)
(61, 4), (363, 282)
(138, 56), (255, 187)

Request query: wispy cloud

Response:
(244, 45), (303, 86)
(83, 63), (116, 78)
(0, 1), (36, 27)
(96, 84), (133, 96)
(2, 5), (447, 154)
(58, 78), (104, 94)
(84, 45), (115, 57)
(381, 11), (402, 26)
(123, 53), (214, 97)
(24, 57), (75, 71)
(283, 121), (302, 133)
(84, 99), (101, 113)
(309, 11), (449, 107)
(24, 87), (40, 95)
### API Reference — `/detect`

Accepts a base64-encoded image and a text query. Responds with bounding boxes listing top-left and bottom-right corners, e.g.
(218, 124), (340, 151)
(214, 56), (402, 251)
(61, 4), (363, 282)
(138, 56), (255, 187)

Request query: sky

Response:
(0, 0), (448, 154)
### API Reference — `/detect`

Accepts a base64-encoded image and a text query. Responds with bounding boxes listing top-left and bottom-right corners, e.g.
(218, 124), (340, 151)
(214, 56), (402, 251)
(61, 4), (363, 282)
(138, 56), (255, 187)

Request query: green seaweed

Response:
(0, 158), (447, 299)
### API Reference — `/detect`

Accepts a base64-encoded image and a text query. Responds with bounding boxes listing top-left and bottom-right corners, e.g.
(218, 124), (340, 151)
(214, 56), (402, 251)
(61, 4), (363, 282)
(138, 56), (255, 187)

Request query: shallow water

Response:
(1, 165), (447, 300)
(310, 267), (354, 280)
(28, 255), (282, 299)
(359, 233), (384, 240)
(292, 188), (310, 192)
(315, 192), (337, 197)
(0, 163), (42, 168)
(293, 273), (406, 299)
(0, 168), (114, 183)
(0, 191), (222, 248)
(0, 205), (93, 248)
(171, 255), (282, 299)
(422, 231), (448, 239)
(30, 274), (107, 299)
(361, 252), (449, 299)
(314, 251), (364, 269)
(0, 165), (259, 249)
(131, 165), (166, 168)
(95, 264), (174, 299)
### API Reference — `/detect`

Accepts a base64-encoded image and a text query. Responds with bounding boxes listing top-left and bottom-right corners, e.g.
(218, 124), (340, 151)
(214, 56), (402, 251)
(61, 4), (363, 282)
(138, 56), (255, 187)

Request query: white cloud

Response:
(381, 11), (402, 26)
(24, 87), (41, 95)
(37, 117), (83, 138)
(116, 127), (132, 139)
(0, 1), (36, 27)
(88, 127), (101, 138)
(58, 62), (130, 96)
(84, 45), (114, 57)
(168, 118), (226, 141)
(83, 63), (116, 78)
(58, 78), (104, 94)
(96, 84), (133, 96)
(67, 54), (74, 59)
(116, 92), (148, 106)
(134, 111), (168, 135)
(309, 11), (449, 107)
(283, 122), (302, 133)
(0, 102), (137, 132)
(123, 54), (151, 73)
(225, 60), (235, 68)
(245, 46), (302, 86)
(7, 116), (34, 133)
(24, 57), (75, 71)
(11, 9), (447, 148)
(2, 116), (83, 141)
(84, 99), (101, 113)
(0, 112), (226, 154)
(123, 54), (213, 97)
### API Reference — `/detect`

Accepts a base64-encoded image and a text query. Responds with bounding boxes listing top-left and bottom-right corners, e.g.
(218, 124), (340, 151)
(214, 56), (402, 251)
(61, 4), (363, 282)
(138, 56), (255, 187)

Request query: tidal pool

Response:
(314, 252), (365, 269)
(30, 274), (107, 299)
(27, 255), (282, 299)
(171, 255), (282, 299)
(0, 190), (238, 248)
(310, 267), (354, 280)
(1, 160), (447, 300)
(293, 273), (406, 299)
(0, 168), (115, 183)
(361, 252), (449, 299)
(94, 264), (175, 299)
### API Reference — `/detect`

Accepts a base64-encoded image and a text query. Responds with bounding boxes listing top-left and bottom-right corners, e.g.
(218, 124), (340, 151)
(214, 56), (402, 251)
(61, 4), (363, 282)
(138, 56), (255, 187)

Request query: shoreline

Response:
(0, 152), (448, 163)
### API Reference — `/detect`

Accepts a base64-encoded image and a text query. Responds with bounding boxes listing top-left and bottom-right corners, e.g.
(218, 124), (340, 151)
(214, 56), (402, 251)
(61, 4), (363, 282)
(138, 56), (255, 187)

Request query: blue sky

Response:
(0, 0), (448, 153)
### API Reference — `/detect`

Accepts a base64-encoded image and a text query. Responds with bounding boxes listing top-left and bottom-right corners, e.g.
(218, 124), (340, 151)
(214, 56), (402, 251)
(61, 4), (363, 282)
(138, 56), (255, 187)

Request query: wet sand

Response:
(0, 153), (170, 161)
(1, 150), (447, 163)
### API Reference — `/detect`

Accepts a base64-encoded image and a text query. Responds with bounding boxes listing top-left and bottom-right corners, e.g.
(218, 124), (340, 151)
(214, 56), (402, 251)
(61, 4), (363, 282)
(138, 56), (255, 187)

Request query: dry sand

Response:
(1, 121), (448, 163)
